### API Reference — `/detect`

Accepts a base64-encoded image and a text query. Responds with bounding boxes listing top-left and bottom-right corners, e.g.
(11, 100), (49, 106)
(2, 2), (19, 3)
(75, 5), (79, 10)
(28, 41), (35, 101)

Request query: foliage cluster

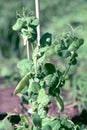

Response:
(11, 10), (84, 129)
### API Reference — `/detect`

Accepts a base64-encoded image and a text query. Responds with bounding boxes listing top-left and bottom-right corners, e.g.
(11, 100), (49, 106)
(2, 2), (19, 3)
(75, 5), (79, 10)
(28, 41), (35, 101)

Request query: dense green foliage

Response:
(11, 9), (84, 129)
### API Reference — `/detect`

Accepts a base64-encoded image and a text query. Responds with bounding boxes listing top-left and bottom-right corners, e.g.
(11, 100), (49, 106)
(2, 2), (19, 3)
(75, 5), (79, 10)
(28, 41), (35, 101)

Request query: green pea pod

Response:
(56, 95), (64, 112)
(14, 73), (30, 94)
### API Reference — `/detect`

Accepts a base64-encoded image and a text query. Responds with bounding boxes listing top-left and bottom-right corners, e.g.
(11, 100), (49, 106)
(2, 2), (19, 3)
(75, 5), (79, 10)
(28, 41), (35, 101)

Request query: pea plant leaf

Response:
(42, 125), (52, 130)
(3, 119), (14, 130)
(60, 115), (75, 129)
(29, 81), (41, 93)
(42, 117), (61, 130)
(37, 88), (50, 106)
(12, 18), (25, 31)
(50, 118), (61, 130)
(42, 63), (56, 75)
(31, 19), (39, 26)
(17, 59), (33, 76)
(42, 118), (51, 126)
(40, 32), (52, 47)
(31, 113), (42, 127)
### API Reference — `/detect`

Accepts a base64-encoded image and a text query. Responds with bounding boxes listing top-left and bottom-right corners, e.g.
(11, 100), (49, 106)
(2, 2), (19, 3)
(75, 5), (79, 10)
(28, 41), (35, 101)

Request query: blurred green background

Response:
(0, 0), (87, 111)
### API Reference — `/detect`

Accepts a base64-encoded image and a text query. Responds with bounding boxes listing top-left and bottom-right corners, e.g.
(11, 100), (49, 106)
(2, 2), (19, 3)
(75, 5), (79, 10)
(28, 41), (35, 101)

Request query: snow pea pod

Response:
(56, 95), (64, 112)
(14, 72), (30, 94)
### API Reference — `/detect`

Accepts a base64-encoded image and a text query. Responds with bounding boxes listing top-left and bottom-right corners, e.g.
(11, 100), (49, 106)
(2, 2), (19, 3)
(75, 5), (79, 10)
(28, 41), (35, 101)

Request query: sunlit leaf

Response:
(31, 19), (39, 26)
(51, 118), (61, 130)
(29, 81), (41, 93)
(3, 119), (14, 130)
(17, 59), (33, 75)
(37, 88), (50, 106)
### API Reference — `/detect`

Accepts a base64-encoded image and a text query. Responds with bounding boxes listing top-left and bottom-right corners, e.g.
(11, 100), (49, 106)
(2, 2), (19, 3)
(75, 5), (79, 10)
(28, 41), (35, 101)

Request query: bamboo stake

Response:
(24, 36), (30, 60)
(26, 40), (30, 60)
(35, 0), (40, 46)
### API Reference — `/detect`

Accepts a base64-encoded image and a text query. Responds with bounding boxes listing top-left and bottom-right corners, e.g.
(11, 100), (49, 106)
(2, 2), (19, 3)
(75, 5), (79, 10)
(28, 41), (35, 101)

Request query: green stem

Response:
(63, 64), (71, 79)
(34, 56), (37, 77)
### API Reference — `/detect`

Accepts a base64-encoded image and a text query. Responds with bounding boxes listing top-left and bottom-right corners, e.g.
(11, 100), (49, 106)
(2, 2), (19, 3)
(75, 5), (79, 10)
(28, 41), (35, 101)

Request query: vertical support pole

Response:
(35, 0), (40, 46)
(26, 39), (30, 60)
(24, 36), (30, 60)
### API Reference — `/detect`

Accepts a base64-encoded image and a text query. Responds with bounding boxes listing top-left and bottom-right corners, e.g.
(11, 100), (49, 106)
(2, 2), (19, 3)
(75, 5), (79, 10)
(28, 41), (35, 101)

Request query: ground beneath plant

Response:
(0, 86), (78, 117)
(0, 86), (87, 127)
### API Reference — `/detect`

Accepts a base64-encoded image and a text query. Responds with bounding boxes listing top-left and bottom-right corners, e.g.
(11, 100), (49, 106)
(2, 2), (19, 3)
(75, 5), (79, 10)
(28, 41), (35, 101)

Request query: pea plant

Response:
(12, 9), (84, 130)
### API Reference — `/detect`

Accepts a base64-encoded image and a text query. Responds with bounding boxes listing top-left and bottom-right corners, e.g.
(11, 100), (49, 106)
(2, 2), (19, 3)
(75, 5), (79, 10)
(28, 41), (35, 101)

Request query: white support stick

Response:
(26, 40), (30, 60)
(35, 0), (40, 46)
